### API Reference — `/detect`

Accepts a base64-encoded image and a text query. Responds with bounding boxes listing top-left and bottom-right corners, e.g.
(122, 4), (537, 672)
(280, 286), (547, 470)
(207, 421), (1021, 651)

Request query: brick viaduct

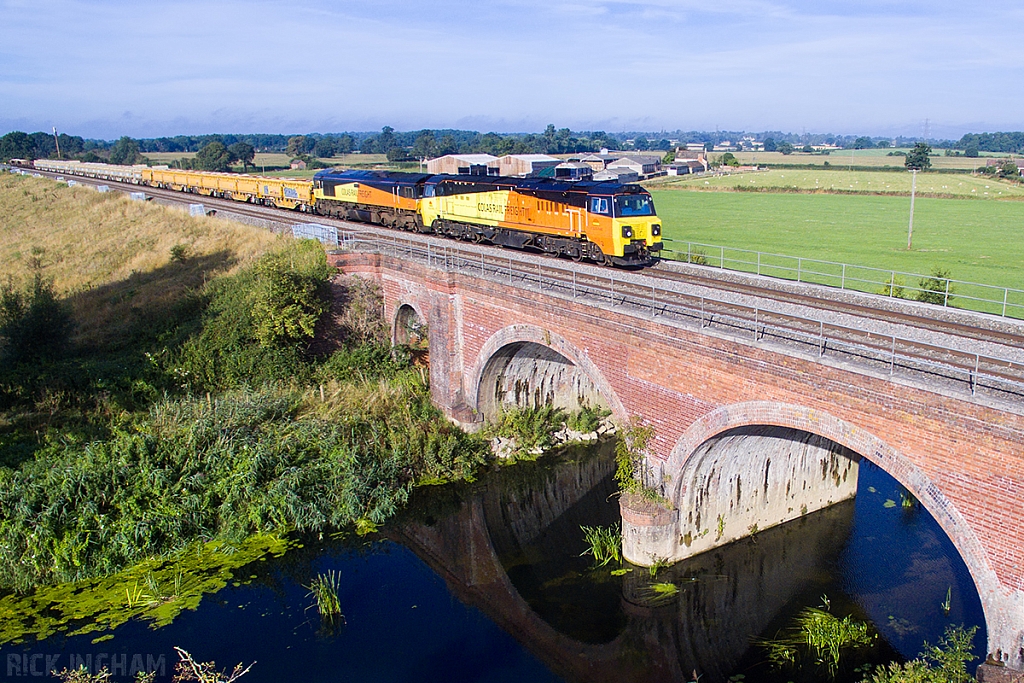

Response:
(330, 250), (1024, 671)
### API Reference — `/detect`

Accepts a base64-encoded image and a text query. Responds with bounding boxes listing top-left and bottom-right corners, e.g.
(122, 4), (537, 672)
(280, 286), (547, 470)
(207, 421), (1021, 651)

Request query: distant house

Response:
(496, 154), (560, 177)
(425, 154), (499, 175)
(290, 159), (307, 170)
(606, 154), (662, 178)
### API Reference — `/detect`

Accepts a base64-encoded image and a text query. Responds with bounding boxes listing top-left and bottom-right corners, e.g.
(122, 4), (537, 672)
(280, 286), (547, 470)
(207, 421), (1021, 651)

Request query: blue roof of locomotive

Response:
(314, 168), (646, 195)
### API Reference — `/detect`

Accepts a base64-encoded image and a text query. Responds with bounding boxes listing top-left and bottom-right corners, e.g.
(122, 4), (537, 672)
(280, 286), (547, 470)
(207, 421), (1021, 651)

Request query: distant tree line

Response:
(955, 132), (1024, 154)
(8, 126), (1022, 167)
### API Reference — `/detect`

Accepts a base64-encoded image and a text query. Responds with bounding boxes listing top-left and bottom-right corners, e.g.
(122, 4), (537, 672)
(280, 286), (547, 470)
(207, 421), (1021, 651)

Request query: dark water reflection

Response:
(0, 443), (984, 683)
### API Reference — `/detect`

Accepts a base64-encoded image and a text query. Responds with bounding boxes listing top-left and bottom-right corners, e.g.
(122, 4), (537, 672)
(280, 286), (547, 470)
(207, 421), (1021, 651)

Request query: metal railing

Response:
(332, 229), (1024, 405)
(661, 240), (1024, 320)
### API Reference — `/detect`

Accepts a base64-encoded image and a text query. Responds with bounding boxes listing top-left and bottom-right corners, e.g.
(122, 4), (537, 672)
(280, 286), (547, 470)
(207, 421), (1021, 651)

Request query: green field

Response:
(650, 168), (1024, 199)
(729, 148), (1012, 170)
(651, 190), (1024, 312)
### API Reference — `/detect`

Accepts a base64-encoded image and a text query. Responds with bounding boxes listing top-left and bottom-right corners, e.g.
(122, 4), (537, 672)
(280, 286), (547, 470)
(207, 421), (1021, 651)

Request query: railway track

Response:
(21, 166), (1024, 406)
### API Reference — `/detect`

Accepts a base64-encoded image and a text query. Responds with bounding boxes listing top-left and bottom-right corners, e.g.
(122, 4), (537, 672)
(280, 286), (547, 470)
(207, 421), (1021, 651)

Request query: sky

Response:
(2, 0), (1023, 140)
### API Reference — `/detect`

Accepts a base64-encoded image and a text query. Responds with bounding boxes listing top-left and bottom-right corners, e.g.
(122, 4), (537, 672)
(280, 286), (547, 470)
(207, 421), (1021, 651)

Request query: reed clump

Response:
(580, 525), (622, 567)
(306, 570), (344, 622)
(759, 599), (874, 677)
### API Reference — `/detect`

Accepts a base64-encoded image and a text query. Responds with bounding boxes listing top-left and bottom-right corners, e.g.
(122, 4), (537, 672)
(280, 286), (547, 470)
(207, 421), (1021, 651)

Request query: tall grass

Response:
(0, 210), (486, 591)
(0, 174), (281, 349)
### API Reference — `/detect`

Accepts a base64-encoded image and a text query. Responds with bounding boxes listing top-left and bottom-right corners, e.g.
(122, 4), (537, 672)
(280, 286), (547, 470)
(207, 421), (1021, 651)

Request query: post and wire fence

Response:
(660, 240), (1024, 320)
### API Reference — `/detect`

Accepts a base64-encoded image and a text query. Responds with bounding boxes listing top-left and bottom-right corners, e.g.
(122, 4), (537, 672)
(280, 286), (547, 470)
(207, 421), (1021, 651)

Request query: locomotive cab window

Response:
(589, 197), (611, 215)
(614, 195), (655, 217)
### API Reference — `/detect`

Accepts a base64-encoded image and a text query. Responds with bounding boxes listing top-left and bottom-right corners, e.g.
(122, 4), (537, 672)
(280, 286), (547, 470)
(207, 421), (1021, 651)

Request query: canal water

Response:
(0, 441), (984, 683)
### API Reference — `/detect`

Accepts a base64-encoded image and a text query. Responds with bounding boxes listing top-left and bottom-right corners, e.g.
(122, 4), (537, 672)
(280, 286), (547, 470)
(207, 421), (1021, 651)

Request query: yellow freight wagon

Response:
(140, 169), (314, 210)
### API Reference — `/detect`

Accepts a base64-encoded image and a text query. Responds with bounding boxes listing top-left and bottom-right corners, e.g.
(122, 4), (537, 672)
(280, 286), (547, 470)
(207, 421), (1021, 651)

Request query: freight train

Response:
(29, 159), (663, 267)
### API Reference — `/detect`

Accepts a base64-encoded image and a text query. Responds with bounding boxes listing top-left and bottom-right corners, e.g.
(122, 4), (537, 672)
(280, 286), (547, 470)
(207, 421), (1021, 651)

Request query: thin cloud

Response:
(1, 0), (1022, 137)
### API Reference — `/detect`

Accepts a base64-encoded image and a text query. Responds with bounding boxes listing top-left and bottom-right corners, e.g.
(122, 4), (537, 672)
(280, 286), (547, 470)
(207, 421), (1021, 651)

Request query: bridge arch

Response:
(662, 400), (1009, 659)
(392, 302), (428, 349)
(467, 325), (627, 423)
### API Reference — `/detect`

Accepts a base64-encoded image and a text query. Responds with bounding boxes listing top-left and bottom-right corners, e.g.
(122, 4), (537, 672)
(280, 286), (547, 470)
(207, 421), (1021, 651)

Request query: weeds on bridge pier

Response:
(615, 418), (668, 505)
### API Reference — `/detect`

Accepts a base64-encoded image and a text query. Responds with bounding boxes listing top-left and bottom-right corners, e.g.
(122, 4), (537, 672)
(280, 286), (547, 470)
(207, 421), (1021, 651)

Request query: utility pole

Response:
(907, 169), (917, 250)
(52, 126), (61, 159)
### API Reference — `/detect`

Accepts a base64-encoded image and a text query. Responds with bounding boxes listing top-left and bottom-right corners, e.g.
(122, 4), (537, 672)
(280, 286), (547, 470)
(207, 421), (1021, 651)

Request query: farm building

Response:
(554, 162), (594, 181)
(426, 154), (499, 175)
(593, 168), (640, 183)
(606, 155), (662, 178)
(496, 154), (560, 177)
(290, 159), (307, 170)
(573, 152), (625, 172)
(667, 159), (708, 175)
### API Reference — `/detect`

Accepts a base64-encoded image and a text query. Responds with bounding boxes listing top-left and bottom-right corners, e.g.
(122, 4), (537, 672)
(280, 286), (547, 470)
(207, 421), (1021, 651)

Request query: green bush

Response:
(916, 268), (955, 306)
(0, 273), (73, 365)
(867, 625), (977, 683)
(167, 240), (334, 391)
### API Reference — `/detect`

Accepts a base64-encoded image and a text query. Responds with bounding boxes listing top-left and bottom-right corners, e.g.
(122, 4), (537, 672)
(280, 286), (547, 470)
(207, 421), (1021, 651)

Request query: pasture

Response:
(728, 148), (1010, 170)
(650, 189), (1024, 303)
(651, 168), (1024, 199)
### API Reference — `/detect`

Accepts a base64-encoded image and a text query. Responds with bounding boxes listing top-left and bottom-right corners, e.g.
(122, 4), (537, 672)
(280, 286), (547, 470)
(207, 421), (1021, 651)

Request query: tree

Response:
(377, 126), (396, 154)
(905, 142), (932, 170)
(876, 139), (891, 148)
(286, 136), (307, 158)
(0, 131), (34, 161)
(964, 142), (979, 158)
(194, 141), (233, 172)
(997, 160), (1020, 179)
(777, 141), (794, 155)
(853, 136), (874, 149)
(312, 137), (336, 158)
(335, 134), (354, 155)
(109, 136), (142, 165)
(411, 131), (438, 159)
(720, 152), (739, 167)
(227, 142), (255, 169)
(437, 134), (458, 156)
(763, 137), (777, 152)
(802, 144), (814, 153)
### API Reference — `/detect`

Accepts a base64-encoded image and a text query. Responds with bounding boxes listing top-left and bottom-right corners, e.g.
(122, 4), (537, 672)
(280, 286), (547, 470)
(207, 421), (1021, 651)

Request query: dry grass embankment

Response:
(0, 174), (284, 347)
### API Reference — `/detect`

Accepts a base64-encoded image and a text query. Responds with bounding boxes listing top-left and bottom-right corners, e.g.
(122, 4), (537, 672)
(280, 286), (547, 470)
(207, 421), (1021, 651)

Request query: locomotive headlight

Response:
(652, 224), (661, 236)
(621, 226), (633, 239)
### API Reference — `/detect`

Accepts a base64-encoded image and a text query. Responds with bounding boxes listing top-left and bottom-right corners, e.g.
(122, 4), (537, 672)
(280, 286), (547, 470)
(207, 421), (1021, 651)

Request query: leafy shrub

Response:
(167, 241), (333, 390)
(486, 405), (567, 459)
(0, 273), (73, 365)
(566, 404), (610, 433)
(867, 625), (977, 683)
(877, 274), (906, 298)
(916, 268), (955, 306)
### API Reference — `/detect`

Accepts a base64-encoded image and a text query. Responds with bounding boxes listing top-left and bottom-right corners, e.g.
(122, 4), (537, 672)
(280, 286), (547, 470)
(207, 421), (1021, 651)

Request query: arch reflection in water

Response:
(397, 443), (985, 683)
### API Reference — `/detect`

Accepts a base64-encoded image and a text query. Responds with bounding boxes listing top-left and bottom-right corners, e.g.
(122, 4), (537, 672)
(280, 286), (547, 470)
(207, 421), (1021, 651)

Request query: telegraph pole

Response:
(52, 127), (61, 159)
(907, 169), (917, 250)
